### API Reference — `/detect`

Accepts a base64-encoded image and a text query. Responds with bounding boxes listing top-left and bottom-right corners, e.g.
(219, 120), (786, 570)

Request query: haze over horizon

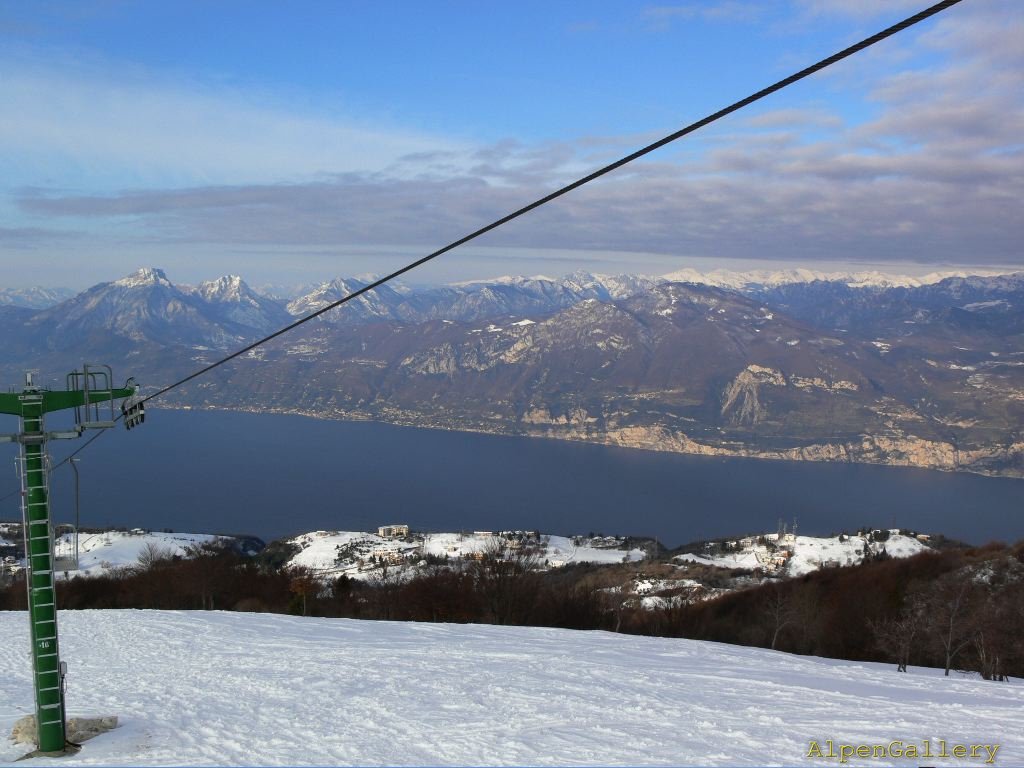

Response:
(7, 258), (1023, 295)
(1, 1), (1021, 288)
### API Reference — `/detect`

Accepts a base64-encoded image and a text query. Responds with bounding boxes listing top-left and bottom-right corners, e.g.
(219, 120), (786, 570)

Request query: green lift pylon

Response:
(0, 366), (136, 755)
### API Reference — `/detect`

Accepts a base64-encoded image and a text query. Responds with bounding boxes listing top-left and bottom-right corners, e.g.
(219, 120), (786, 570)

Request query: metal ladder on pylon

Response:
(16, 449), (68, 738)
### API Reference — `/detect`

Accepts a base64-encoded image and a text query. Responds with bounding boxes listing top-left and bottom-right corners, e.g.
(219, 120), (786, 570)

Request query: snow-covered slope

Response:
(286, 530), (644, 578)
(785, 533), (929, 577)
(286, 277), (405, 323)
(53, 530), (223, 578)
(676, 532), (929, 576)
(0, 611), (1018, 766)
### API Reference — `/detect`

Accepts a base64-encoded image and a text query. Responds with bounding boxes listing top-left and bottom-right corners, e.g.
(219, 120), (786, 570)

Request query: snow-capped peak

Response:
(286, 278), (362, 315)
(113, 267), (173, 289)
(197, 275), (250, 303)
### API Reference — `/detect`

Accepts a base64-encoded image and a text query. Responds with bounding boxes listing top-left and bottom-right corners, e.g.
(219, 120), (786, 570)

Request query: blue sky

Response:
(1, 0), (1021, 289)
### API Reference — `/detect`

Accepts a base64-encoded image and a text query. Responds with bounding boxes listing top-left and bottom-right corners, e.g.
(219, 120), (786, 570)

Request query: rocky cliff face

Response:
(721, 365), (786, 426)
(597, 425), (1023, 477)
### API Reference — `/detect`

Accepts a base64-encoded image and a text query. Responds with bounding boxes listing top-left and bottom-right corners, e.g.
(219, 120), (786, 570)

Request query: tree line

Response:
(659, 541), (1024, 680)
(1, 538), (1020, 679)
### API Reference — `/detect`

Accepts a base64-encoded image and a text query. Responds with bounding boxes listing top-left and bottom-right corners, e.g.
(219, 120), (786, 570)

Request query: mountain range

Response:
(0, 286), (76, 309)
(1, 266), (1021, 478)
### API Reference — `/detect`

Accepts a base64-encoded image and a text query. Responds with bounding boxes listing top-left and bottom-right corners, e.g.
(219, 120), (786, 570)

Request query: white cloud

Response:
(0, 55), (472, 188)
(794, 0), (927, 21)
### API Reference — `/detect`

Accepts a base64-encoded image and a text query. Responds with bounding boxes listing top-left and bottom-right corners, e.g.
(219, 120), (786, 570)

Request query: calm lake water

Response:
(18, 409), (1024, 547)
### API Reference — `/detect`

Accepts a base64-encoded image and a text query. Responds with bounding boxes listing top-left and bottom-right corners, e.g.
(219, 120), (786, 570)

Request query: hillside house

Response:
(370, 548), (404, 565)
(754, 547), (789, 572)
(377, 524), (409, 539)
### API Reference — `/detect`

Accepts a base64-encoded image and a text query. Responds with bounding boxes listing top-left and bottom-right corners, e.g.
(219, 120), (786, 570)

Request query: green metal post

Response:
(0, 369), (137, 755)
(19, 392), (66, 753)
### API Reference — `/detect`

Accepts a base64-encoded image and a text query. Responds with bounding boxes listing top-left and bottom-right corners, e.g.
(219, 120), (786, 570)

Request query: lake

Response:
(11, 409), (1024, 547)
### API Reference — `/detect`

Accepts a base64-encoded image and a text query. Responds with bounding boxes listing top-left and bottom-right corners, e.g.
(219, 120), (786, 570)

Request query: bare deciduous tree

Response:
(470, 537), (541, 625)
(762, 587), (796, 651)
(870, 597), (923, 673)
(136, 542), (174, 571)
(967, 575), (1024, 681)
(289, 568), (318, 616)
(919, 575), (976, 677)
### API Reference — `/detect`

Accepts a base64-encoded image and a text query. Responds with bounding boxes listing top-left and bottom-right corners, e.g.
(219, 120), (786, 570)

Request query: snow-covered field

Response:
(0, 611), (1019, 766)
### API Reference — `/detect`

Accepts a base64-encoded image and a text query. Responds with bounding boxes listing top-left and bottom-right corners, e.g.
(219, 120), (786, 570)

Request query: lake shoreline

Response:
(150, 402), (1024, 481)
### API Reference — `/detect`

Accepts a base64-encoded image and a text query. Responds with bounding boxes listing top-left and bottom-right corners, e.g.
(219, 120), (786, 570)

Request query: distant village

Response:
(286, 525), (642, 578)
(364, 525), (544, 566)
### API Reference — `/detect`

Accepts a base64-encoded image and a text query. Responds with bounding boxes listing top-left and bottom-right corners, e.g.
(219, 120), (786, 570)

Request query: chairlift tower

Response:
(0, 365), (138, 755)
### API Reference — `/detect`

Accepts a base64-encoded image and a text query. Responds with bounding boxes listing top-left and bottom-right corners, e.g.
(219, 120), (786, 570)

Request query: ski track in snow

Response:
(0, 610), (1019, 766)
